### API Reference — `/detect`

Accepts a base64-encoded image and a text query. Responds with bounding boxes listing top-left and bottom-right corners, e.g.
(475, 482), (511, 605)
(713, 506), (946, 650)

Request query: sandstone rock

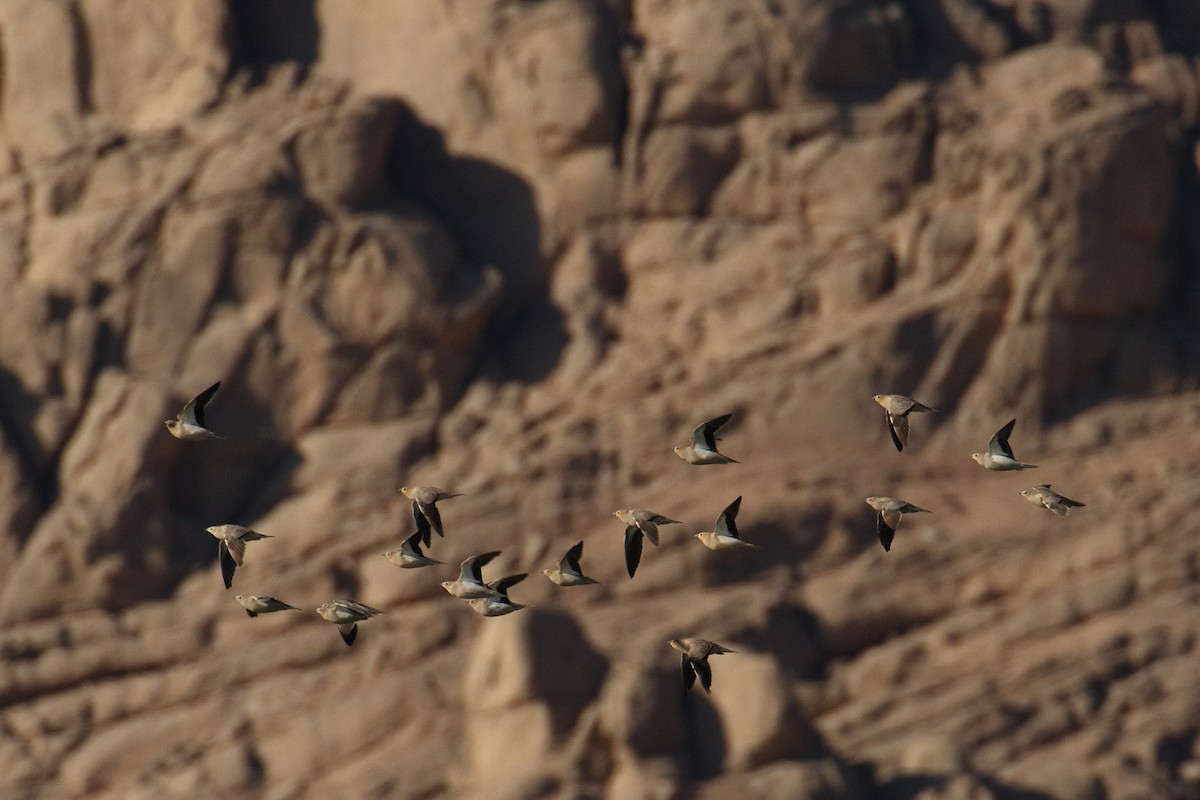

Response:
(604, 757), (684, 800)
(637, 125), (740, 216)
(0, 0), (88, 159)
(899, 734), (969, 775)
(290, 97), (398, 208)
(631, 0), (772, 125)
(0, 2), (1199, 799)
(695, 759), (865, 799)
(706, 652), (820, 771)
(78, 0), (230, 133)
(461, 609), (607, 787)
(806, 1), (912, 89)
(598, 654), (687, 758)
(994, 757), (1105, 800)
(463, 608), (606, 718)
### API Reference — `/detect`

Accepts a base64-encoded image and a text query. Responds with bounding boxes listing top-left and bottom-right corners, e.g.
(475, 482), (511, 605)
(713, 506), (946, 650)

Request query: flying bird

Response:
(383, 512), (441, 568)
(613, 509), (680, 578)
(467, 573), (528, 616)
(695, 496), (759, 550)
(673, 413), (739, 465)
(233, 595), (297, 618)
(383, 530), (442, 569)
(669, 638), (735, 695)
(316, 600), (384, 646)
(441, 551), (503, 599)
(972, 419), (1037, 470)
(400, 486), (463, 539)
(864, 496), (930, 552)
(543, 540), (599, 586)
(1021, 485), (1085, 517)
(206, 524), (273, 589)
(872, 394), (936, 452)
(165, 382), (225, 440)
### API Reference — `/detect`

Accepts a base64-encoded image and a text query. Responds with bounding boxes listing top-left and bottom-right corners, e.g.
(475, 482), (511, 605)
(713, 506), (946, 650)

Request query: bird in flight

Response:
(400, 486), (463, 540)
(441, 551), (503, 599)
(234, 595), (297, 618)
(206, 524), (273, 589)
(467, 573), (528, 616)
(865, 496), (931, 552)
(1021, 485), (1085, 517)
(383, 512), (441, 568)
(614, 509), (680, 578)
(669, 638), (735, 695)
(543, 540), (599, 586)
(872, 394), (936, 452)
(972, 419), (1037, 470)
(165, 382), (225, 440)
(694, 496), (759, 550)
(673, 413), (739, 465)
(316, 600), (384, 646)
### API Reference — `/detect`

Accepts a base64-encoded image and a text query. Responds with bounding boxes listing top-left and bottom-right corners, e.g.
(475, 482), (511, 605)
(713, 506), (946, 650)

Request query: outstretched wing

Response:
(219, 541), (237, 589)
(694, 413), (732, 450)
(624, 527), (643, 578)
(638, 519), (660, 547)
(715, 496), (742, 539)
(411, 501), (432, 547)
(420, 501), (446, 538)
(988, 419), (1017, 459)
(693, 658), (713, 694)
(561, 540), (585, 573)
(402, 527), (426, 555)
(488, 573), (527, 599)
(186, 382), (221, 428)
(876, 510), (897, 552)
(887, 411), (909, 452)
(681, 653), (697, 694)
(462, 551), (501, 583)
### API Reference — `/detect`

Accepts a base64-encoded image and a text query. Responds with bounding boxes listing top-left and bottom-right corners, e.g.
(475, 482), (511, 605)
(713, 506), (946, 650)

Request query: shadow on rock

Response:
(387, 105), (564, 385)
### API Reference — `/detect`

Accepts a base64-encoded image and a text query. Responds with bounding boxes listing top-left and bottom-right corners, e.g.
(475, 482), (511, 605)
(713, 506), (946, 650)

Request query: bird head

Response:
(970, 453), (984, 464)
(672, 445), (684, 456)
(541, 568), (552, 576)
(234, 595), (245, 602)
(613, 510), (629, 522)
(872, 394), (883, 403)
(440, 581), (454, 591)
(668, 639), (684, 653)
(1019, 490), (1030, 498)
(164, 420), (177, 431)
(204, 525), (217, 536)
(865, 496), (878, 508)
(398, 486), (413, 498)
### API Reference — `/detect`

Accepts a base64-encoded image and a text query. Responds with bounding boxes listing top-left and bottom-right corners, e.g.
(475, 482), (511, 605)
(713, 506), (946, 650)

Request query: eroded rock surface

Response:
(1, 1), (1200, 798)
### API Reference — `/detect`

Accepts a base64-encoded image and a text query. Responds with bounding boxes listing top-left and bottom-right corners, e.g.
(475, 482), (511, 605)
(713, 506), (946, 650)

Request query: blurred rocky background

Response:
(1, 0), (1200, 797)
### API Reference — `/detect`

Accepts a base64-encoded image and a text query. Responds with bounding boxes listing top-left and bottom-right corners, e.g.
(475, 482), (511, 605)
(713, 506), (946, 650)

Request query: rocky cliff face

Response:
(2, 1), (1200, 798)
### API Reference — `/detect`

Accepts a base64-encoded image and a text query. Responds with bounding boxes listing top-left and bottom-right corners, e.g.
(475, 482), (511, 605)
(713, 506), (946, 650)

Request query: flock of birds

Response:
(163, 382), (1085, 695)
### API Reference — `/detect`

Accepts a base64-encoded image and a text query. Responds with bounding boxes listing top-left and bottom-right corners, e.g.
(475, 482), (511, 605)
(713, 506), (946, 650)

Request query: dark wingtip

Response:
(219, 545), (235, 589)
